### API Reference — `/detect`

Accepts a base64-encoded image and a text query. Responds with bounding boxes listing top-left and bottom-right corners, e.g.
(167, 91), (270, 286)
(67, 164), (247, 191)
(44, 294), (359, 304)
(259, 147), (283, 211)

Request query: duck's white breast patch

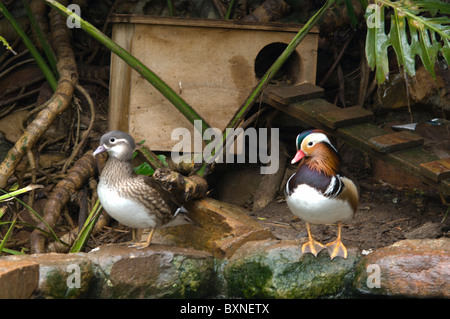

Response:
(286, 184), (353, 224)
(98, 185), (157, 229)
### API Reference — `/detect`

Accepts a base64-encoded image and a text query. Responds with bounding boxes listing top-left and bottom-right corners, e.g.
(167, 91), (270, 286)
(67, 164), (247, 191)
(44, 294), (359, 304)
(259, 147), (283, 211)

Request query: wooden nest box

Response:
(109, 15), (319, 151)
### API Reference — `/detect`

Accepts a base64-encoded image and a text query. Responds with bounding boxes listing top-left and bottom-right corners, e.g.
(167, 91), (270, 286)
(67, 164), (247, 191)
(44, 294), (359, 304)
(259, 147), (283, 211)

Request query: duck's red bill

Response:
(291, 150), (306, 164)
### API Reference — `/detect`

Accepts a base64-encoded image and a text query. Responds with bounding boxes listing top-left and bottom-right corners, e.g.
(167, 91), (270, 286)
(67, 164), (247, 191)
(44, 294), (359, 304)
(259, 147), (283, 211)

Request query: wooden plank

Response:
(266, 98), (336, 129)
(110, 16), (319, 151)
(337, 122), (390, 153)
(294, 98), (339, 119)
(387, 147), (439, 176)
(368, 131), (424, 153)
(266, 98), (450, 195)
(109, 23), (134, 132)
(109, 14), (319, 34)
(318, 106), (373, 129)
(420, 158), (450, 182)
(264, 83), (324, 105)
(442, 179), (450, 195)
(270, 99), (388, 153)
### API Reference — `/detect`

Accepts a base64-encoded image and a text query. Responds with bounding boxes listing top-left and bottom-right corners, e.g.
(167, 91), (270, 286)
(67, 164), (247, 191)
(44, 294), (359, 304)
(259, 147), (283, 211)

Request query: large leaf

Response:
(365, 4), (390, 82)
(390, 10), (415, 76)
(365, 0), (450, 83)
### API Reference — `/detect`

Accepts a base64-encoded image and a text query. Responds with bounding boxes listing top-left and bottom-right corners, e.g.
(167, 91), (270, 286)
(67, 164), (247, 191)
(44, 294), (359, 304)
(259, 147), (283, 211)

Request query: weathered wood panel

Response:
(368, 131), (424, 153)
(110, 16), (319, 151)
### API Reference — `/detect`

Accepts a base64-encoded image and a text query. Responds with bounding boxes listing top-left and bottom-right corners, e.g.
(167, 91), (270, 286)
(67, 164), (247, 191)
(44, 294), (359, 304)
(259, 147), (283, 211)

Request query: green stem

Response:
(0, 217), (16, 255)
(167, 0), (174, 16)
(70, 198), (102, 253)
(0, 185), (42, 201)
(196, 0), (336, 176)
(228, 0), (335, 129)
(0, 188), (67, 246)
(0, 1), (58, 91)
(224, 0), (236, 20)
(43, 0), (211, 136)
(22, 0), (58, 77)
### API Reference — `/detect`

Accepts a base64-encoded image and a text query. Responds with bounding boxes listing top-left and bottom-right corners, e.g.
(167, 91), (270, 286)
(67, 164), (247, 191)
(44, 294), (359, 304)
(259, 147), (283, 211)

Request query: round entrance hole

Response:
(254, 42), (301, 84)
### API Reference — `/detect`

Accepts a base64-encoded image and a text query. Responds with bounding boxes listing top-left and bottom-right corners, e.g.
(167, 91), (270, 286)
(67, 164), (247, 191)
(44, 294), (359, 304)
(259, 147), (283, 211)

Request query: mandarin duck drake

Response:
(93, 130), (194, 249)
(285, 129), (359, 259)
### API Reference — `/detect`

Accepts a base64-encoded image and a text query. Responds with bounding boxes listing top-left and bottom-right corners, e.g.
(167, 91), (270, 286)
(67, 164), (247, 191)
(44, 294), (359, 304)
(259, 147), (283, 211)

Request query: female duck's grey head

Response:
(93, 130), (136, 161)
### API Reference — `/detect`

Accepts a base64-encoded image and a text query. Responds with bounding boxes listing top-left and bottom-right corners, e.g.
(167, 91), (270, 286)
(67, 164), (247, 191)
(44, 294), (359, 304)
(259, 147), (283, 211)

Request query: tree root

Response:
(30, 152), (95, 253)
(0, 0), (77, 189)
(153, 167), (208, 203)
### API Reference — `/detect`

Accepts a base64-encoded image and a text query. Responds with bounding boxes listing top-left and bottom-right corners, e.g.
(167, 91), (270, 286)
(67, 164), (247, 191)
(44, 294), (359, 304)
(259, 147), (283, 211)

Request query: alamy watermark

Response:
(66, 4), (81, 29)
(366, 4), (382, 29)
(171, 120), (279, 174)
(366, 264), (381, 288)
(66, 264), (81, 289)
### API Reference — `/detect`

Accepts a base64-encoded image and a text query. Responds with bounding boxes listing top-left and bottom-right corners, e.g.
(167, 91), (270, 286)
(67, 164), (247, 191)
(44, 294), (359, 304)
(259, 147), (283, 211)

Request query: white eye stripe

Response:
(109, 138), (129, 144)
(302, 133), (338, 153)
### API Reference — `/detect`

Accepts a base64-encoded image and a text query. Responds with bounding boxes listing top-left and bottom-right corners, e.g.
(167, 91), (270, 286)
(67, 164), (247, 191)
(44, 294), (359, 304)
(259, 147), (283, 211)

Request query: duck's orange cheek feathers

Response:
(291, 150), (306, 164)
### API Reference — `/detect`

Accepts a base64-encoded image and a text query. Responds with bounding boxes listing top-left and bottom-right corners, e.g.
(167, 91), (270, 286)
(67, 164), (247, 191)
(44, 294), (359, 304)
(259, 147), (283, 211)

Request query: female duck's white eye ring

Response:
(109, 137), (116, 143)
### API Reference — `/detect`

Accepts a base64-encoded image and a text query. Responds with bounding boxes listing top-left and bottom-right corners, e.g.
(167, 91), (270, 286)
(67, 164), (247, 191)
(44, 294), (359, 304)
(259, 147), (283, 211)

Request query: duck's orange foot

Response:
(302, 239), (325, 257)
(128, 241), (150, 249)
(326, 239), (348, 260)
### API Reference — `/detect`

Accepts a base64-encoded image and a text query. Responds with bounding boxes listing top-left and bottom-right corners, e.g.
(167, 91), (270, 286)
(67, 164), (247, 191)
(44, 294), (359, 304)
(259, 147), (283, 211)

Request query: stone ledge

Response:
(0, 259), (39, 299)
(0, 235), (448, 298)
(0, 244), (214, 299)
(222, 238), (361, 298)
(86, 244), (215, 298)
(353, 238), (450, 298)
(2, 252), (93, 298)
(152, 197), (275, 258)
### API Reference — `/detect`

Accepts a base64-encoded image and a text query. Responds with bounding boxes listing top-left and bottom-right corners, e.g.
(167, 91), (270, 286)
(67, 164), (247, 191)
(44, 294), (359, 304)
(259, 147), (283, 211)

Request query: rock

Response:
(0, 110), (28, 143)
(223, 239), (361, 298)
(0, 244), (214, 299)
(0, 259), (39, 299)
(2, 253), (93, 299)
(354, 238), (450, 298)
(404, 222), (443, 239)
(410, 64), (450, 110)
(86, 244), (215, 298)
(152, 197), (274, 258)
(377, 73), (408, 109)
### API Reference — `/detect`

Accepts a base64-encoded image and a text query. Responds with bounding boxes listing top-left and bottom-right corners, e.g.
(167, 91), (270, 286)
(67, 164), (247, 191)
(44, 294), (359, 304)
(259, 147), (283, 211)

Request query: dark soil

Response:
(242, 154), (450, 253)
(250, 186), (448, 252)
(212, 132), (450, 253)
